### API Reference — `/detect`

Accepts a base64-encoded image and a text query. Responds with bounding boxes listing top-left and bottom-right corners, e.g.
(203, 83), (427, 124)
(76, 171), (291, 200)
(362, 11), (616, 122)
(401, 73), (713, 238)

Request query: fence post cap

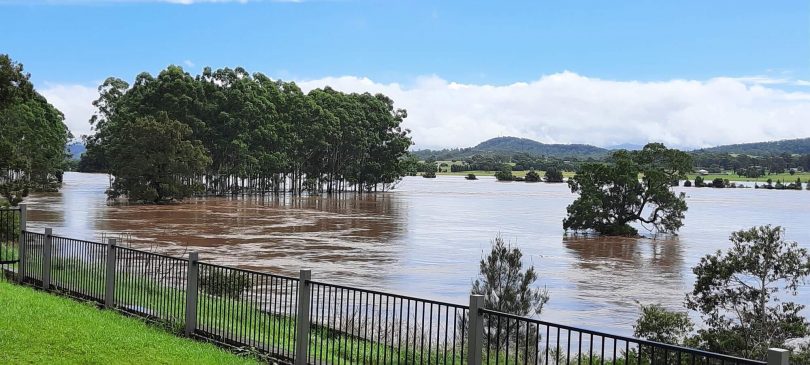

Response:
(107, 238), (117, 246)
(188, 252), (199, 261)
(299, 269), (311, 280)
(44, 228), (52, 235)
(767, 348), (790, 365)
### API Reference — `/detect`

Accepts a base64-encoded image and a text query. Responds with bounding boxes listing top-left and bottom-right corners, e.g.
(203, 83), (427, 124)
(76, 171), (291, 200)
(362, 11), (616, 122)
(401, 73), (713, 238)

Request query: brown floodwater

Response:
(24, 172), (810, 336)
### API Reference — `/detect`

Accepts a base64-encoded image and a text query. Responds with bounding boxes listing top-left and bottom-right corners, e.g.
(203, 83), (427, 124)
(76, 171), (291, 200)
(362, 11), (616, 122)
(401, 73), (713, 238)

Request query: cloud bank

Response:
(40, 72), (810, 149)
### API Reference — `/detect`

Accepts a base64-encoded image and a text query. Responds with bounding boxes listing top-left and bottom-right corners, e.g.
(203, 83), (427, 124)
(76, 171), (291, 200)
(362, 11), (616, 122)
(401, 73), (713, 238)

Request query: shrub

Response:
(524, 170), (541, 182)
(544, 168), (564, 183)
(683, 180), (692, 187)
(465, 173), (477, 180)
(200, 270), (251, 298)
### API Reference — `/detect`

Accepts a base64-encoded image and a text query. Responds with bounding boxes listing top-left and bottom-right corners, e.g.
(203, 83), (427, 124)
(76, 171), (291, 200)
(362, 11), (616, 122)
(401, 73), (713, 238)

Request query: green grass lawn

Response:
(0, 279), (260, 365)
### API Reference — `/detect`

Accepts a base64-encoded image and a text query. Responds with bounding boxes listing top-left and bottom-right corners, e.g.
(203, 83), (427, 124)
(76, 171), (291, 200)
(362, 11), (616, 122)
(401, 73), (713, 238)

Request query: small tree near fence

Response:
(472, 234), (549, 354)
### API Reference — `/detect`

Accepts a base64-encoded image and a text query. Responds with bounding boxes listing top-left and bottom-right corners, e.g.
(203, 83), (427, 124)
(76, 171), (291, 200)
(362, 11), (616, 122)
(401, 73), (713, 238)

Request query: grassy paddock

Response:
(0, 279), (260, 365)
(685, 172), (810, 183)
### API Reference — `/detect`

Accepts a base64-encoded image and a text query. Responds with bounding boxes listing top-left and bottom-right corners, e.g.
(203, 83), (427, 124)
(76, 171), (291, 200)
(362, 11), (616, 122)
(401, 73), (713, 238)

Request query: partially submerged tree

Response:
(106, 113), (211, 203)
(563, 143), (691, 236)
(524, 170), (541, 182)
(687, 225), (810, 359)
(544, 167), (564, 183)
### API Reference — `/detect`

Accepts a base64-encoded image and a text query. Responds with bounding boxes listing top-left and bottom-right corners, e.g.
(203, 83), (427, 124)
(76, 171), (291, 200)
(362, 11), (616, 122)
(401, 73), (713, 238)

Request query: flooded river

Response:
(24, 172), (810, 336)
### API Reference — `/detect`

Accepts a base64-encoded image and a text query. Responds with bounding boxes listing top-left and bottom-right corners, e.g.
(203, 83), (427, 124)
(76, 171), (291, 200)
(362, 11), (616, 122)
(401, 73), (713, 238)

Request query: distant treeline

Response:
(1, 54), (71, 205)
(80, 65), (411, 202)
(691, 153), (810, 176)
(412, 149), (810, 178)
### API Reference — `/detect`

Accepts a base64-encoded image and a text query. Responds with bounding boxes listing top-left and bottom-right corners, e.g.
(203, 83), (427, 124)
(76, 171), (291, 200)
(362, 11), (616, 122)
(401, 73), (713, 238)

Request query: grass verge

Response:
(0, 279), (260, 365)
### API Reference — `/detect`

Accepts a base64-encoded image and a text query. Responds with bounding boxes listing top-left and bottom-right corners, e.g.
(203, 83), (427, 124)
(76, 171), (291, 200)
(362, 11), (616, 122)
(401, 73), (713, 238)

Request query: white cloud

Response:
(39, 83), (98, 139)
(183, 59), (196, 67)
(38, 72), (810, 149)
(296, 72), (810, 150)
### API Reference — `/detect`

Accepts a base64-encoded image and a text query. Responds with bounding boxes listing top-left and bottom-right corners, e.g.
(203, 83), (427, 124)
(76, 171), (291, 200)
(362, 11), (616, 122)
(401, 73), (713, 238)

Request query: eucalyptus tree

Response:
(0, 54), (70, 205)
(82, 65), (412, 201)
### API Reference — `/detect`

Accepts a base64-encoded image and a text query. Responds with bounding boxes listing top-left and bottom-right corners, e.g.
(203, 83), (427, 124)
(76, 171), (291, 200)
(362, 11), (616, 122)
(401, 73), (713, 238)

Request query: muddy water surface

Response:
(24, 172), (810, 336)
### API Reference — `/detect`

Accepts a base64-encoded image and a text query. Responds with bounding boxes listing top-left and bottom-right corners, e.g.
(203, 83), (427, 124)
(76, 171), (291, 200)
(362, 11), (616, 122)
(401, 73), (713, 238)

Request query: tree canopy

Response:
(563, 143), (692, 236)
(0, 54), (70, 205)
(82, 65), (412, 200)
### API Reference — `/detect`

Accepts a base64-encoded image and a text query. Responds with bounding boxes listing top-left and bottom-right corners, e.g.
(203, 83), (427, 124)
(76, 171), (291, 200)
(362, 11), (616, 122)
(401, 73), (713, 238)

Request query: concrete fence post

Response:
(184, 252), (199, 337)
(767, 348), (790, 365)
(467, 294), (484, 365)
(104, 238), (117, 308)
(294, 269), (312, 365)
(42, 228), (52, 290)
(16, 204), (26, 284)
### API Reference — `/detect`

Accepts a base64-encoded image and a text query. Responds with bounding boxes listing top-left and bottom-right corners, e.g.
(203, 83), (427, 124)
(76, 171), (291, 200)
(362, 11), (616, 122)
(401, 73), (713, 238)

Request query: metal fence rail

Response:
(307, 280), (469, 364)
(478, 308), (766, 365)
(1, 210), (778, 365)
(195, 262), (299, 360)
(115, 246), (188, 326)
(0, 206), (21, 268)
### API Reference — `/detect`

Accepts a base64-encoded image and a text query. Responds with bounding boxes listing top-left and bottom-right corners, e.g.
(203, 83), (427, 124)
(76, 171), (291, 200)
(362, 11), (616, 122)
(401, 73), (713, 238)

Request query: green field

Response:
(685, 172), (810, 183)
(0, 279), (260, 365)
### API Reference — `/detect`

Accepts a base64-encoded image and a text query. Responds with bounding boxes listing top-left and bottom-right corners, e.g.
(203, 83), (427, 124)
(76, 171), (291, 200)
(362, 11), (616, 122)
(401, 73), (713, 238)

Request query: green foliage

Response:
(412, 136), (608, 160)
(472, 235), (549, 317)
(84, 65), (412, 197)
(694, 137), (810, 155)
(694, 176), (705, 187)
(465, 173), (477, 180)
(564, 143), (691, 236)
(0, 54), (70, 205)
(472, 235), (549, 352)
(524, 170), (541, 182)
(494, 165), (513, 181)
(544, 167), (564, 183)
(686, 226), (810, 359)
(633, 303), (693, 345)
(683, 180), (692, 187)
(200, 270), (252, 299)
(105, 113), (211, 203)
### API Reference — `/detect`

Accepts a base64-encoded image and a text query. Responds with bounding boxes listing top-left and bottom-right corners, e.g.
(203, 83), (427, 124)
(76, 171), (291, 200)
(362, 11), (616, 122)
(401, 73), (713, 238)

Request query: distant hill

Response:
(693, 137), (810, 155)
(67, 142), (85, 160)
(412, 136), (608, 159)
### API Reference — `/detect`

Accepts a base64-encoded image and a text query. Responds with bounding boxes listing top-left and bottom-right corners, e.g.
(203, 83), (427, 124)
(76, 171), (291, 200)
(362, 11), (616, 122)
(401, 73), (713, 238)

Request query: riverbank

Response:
(0, 280), (260, 364)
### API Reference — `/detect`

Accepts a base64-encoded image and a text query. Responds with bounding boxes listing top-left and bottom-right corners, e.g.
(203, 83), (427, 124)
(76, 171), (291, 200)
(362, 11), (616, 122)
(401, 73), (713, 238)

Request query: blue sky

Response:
(2, 0), (809, 148)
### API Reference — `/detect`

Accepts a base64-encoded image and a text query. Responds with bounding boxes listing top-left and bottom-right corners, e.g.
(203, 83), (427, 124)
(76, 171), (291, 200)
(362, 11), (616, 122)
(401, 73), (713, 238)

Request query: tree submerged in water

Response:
(563, 143), (692, 236)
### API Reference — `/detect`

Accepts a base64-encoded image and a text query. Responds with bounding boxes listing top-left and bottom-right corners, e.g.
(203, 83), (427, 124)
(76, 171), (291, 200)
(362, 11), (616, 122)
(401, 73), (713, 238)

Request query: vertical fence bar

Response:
(184, 252), (199, 337)
(41, 228), (52, 290)
(294, 269), (312, 365)
(16, 204), (27, 284)
(104, 238), (117, 308)
(767, 348), (789, 365)
(468, 294), (484, 365)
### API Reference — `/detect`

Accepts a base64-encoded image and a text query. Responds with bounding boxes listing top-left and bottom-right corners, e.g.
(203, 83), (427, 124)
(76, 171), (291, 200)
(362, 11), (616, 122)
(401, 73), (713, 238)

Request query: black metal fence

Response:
(0, 206), (21, 268)
(1, 213), (774, 365)
(478, 308), (765, 365)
